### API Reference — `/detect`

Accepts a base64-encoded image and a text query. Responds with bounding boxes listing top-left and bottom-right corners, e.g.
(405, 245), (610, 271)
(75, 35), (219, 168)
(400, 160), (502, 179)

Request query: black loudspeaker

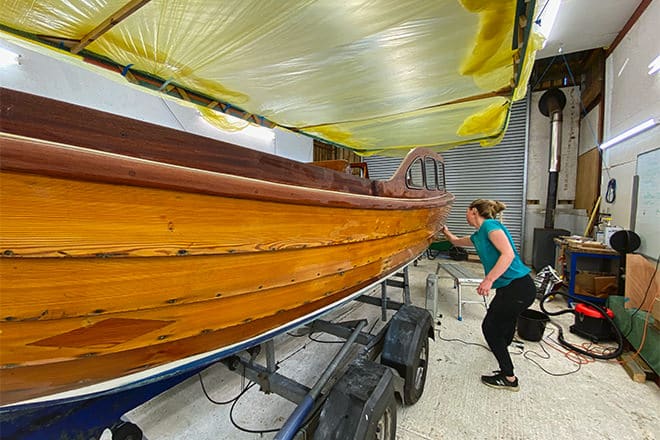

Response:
(609, 230), (641, 295)
(532, 228), (570, 271)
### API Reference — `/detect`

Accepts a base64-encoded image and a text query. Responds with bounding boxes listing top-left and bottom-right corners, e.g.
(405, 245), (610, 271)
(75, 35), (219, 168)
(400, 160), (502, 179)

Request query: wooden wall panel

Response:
(575, 147), (600, 211)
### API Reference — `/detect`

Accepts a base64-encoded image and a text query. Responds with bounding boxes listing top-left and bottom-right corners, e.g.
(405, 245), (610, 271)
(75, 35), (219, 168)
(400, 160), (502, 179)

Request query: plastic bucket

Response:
(517, 309), (549, 341)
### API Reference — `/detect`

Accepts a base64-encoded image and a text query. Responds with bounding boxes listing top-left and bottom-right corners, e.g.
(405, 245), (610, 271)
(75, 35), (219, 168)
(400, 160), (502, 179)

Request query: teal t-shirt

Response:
(470, 219), (530, 288)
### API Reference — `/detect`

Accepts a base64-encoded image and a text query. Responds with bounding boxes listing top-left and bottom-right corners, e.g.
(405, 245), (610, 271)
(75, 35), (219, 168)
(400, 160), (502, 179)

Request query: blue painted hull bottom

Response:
(0, 369), (202, 440)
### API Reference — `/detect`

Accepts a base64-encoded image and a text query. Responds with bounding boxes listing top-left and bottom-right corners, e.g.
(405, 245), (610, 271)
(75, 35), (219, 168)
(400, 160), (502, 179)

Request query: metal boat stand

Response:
(355, 265), (412, 321)
(218, 265), (434, 440)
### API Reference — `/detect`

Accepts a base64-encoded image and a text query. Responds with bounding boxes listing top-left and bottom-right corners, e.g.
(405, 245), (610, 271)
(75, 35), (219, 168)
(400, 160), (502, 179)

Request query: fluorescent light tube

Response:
(649, 55), (660, 75)
(599, 118), (659, 150)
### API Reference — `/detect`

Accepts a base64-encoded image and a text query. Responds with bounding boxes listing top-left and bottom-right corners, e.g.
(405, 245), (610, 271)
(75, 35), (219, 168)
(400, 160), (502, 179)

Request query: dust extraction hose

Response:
(539, 292), (623, 360)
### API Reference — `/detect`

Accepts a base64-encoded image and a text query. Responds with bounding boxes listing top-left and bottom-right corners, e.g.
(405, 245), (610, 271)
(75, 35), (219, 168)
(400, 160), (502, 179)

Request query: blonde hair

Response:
(469, 199), (506, 219)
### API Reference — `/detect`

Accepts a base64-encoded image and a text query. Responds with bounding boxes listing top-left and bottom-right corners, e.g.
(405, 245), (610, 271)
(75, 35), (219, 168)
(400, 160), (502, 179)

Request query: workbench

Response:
(554, 238), (620, 305)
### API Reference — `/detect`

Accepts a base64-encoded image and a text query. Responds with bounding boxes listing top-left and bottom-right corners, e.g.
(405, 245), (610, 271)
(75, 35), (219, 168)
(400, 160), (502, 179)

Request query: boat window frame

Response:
(424, 157), (437, 190)
(406, 156), (447, 191)
(405, 158), (425, 189)
(436, 160), (446, 191)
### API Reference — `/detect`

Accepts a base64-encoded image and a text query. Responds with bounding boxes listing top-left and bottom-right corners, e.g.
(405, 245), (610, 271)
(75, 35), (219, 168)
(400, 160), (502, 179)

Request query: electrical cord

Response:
(605, 178), (616, 203)
(200, 313), (381, 434)
(523, 329), (583, 377)
(437, 326), (586, 377)
(198, 337), (315, 435)
(436, 332), (490, 351)
(199, 374), (282, 433)
(539, 291), (624, 359)
(199, 372), (248, 405)
(229, 382), (281, 434)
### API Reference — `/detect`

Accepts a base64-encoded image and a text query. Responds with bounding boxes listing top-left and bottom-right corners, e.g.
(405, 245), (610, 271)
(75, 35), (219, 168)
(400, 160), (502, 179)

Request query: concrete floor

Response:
(124, 256), (660, 440)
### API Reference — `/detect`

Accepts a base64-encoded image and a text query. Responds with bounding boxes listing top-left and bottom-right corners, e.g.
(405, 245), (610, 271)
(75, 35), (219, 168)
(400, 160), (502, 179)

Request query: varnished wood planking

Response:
(0, 230), (431, 321)
(0, 283), (372, 405)
(0, 234), (423, 364)
(1, 257), (389, 362)
(0, 93), (454, 406)
(0, 145), (450, 406)
(0, 245), (423, 405)
(0, 87), (374, 195)
(0, 171), (442, 258)
(30, 318), (174, 349)
(0, 135), (454, 210)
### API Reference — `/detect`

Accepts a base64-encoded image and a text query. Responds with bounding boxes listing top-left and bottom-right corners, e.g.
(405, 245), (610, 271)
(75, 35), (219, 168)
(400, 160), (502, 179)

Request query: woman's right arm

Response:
(441, 225), (472, 247)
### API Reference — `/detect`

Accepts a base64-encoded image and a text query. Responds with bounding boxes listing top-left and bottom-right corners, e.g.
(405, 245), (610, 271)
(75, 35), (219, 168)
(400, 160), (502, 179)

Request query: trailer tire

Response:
(314, 358), (396, 440)
(111, 421), (142, 440)
(381, 305), (433, 405)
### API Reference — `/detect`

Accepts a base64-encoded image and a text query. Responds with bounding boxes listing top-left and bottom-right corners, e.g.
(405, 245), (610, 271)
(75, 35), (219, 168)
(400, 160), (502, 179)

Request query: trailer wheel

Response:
(111, 421), (142, 440)
(403, 329), (429, 405)
(381, 305), (433, 405)
(374, 398), (396, 440)
(314, 358), (396, 440)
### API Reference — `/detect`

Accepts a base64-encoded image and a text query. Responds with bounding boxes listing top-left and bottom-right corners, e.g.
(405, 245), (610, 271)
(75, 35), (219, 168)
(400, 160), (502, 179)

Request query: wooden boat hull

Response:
(0, 135), (453, 408)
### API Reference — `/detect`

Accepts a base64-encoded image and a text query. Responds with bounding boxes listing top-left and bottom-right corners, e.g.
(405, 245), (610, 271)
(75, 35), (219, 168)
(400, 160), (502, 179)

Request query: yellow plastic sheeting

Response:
(0, 0), (538, 155)
(197, 107), (250, 132)
(514, 30), (545, 102)
(305, 96), (509, 156)
(1, 0), (125, 39)
(0, 30), (257, 135)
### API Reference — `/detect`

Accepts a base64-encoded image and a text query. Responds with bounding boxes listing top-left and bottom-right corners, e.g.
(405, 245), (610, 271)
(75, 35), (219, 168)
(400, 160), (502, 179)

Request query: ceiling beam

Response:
(71, 0), (152, 54)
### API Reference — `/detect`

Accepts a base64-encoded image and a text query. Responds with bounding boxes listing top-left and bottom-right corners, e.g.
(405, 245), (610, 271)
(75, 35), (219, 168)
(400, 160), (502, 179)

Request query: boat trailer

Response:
(221, 265), (434, 439)
(110, 265), (435, 440)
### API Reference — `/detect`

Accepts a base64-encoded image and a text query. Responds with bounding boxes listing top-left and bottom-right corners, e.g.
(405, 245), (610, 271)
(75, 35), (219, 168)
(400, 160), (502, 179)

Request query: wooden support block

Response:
(631, 353), (657, 381)
(620, 353), (647, 383)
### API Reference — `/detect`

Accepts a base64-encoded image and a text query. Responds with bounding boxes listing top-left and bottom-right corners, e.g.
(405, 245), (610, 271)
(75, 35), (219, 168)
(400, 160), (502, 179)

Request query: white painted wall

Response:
(274, 128), (314, 162)
(601, 1), (659, 255)
(0, 34), (313, 161)
(524, 86), (587, 263)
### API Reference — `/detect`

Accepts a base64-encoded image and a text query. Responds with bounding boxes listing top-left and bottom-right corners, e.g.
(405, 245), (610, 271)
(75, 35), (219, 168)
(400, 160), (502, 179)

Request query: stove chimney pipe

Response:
(538, 88), (566, 229)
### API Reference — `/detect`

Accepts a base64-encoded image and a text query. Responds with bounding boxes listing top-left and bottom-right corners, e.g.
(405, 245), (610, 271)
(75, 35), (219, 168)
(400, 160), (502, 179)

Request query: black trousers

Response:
(481, 274), (536, 377)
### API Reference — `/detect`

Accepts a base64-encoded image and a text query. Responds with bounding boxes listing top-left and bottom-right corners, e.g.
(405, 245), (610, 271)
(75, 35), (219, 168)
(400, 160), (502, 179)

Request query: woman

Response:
(442, 199), (535, 391)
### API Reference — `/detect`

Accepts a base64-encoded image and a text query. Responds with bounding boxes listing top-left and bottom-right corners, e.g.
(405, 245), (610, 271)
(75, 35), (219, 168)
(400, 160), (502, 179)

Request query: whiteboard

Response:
(634, 147), (660, 259)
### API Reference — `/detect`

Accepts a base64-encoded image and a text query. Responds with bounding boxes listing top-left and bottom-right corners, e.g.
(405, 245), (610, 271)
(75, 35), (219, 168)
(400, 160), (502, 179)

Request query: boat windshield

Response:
(406, 157), (445, 191)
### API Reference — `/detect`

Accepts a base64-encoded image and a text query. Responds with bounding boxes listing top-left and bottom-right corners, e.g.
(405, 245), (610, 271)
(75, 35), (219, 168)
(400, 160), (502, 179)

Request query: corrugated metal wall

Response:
(365, 97), (530, 253)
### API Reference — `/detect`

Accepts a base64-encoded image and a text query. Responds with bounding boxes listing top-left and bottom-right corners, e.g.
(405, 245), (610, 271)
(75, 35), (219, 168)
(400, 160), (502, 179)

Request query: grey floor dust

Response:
(124, 257), (660, 440)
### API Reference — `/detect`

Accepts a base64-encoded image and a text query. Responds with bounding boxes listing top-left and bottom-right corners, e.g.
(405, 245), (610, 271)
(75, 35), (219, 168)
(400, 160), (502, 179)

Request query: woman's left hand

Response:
(477, 278), (493, 296)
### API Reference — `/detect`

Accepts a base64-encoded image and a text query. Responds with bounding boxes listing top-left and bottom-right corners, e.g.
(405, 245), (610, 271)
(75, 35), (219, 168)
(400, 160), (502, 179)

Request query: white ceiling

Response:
(536, 0), (641, 59)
